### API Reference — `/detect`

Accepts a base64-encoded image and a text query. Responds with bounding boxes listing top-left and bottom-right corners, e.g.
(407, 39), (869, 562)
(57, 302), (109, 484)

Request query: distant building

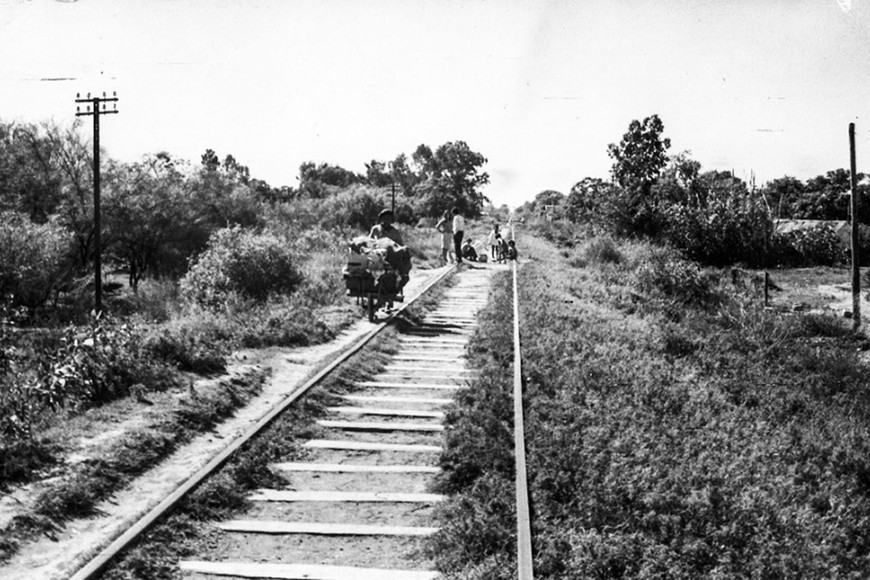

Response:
(774, 219), (850, 247)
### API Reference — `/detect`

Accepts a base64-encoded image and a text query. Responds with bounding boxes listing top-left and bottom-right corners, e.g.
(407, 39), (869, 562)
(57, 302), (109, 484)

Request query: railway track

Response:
(175, 268), (493, 579)
(61, 259), (528, 580)
(63, 220), (537, 580)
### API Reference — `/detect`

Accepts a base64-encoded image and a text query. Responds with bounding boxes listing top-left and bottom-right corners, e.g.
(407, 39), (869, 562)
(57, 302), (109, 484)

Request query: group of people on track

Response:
(434, 209), (516, 265)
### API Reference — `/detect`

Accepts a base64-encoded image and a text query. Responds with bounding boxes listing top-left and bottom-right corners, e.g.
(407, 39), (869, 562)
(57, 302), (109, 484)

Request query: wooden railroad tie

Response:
(217, 520), (439, 536)
(180, 561), (439, 580)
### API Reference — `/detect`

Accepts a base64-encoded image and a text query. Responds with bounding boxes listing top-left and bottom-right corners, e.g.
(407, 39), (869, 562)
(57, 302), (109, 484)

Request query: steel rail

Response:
(69, 265), (457, 580)
(511, 222), (534, 579)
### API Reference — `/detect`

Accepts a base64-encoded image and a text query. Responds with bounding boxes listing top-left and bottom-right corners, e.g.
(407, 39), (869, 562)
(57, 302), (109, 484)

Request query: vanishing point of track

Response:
(72, 241), (533, 580)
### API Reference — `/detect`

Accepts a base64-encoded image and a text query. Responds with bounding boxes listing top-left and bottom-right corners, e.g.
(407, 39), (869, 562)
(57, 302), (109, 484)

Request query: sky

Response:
(2, 0), (870, 208)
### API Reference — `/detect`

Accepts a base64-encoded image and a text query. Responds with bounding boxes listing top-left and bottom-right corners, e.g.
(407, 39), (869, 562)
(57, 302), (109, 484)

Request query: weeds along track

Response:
(75, 265), (497, 580)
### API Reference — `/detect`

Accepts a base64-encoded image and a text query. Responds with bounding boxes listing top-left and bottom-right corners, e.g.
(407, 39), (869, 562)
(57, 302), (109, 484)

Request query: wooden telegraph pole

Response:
(75, 91), (118, 315)
(850, 122), (860, 330)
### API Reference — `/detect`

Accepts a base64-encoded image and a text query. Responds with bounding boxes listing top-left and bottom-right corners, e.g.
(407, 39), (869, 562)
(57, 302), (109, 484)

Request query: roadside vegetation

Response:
(517, 114), (870, 270)
(429, 228), (870, 578)
(0, 118), (498, 563)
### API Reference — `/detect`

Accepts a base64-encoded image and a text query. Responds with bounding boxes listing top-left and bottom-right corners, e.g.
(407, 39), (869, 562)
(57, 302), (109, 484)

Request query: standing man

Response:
(452, 207), (465, 264)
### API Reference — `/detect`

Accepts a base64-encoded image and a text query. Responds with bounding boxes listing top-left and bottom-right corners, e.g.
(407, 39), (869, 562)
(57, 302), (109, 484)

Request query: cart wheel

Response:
(367, 296), (375, 322)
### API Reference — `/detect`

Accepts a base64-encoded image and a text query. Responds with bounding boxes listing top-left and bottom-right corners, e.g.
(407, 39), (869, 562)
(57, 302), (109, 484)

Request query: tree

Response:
(411, 144), (437, 180)
(201, 148), (220, 172)
(297, 162), (361, 198)
(794, 169), (859, 221)
(104, 150), (266, 290)
(44, 121), (97, 271)
(651, 151), (704, 208)
(566, 178), (609, 223)
(0, 211), (73, 311)
(760, 176), (804, 218)
(103, 154), (202, 289)
(671, 152), (702, 193)
(364, 159), (392, 187)
(222, 154), (250, 184)
(605, 115), (672, 235)
(412, 141), (489, 218)
(0, 121), (64, 222)
(389, 154), (417, 195)
(249, 178), (288, 203)
(362, 154), (420, 195)
(534, 190), (564, 208)
(192, 178), (262, 233)
(607, 114), (671, 190)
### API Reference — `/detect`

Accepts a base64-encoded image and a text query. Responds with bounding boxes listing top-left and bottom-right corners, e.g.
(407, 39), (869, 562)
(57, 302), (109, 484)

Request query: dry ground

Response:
(763, 266), (870, 323)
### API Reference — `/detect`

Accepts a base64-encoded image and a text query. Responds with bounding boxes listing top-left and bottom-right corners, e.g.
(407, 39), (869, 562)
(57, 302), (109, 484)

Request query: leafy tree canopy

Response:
(566, 178), (610, 223)
(757, 169), (870, 223)
(298, 161), (361, 198)
(364, 141), (490, 218)
(364, 159), (392, 188)
(607, 114), (671, 190)
(412, 141), (490, 217)
(760, 176), (804, 218)
(534, 190), (564, 208)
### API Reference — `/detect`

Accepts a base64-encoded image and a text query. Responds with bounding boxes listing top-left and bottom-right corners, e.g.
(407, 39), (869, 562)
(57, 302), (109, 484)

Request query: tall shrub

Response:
(662, 191), (770, 266)
(633, 245), (718, 307)
(180, 226), (303, 309)
(768, 226), (844, 267)
(315, 186), (384, 230)
(0, 212), (72, 311)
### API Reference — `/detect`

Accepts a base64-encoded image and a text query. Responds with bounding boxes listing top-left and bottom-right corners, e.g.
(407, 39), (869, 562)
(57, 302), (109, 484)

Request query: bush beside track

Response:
(428, 232), (870, 579)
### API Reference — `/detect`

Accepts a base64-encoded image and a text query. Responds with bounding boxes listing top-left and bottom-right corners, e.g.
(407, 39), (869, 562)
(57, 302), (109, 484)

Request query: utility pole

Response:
(850, 122), (860, 330)
(75, 91), (118, 315)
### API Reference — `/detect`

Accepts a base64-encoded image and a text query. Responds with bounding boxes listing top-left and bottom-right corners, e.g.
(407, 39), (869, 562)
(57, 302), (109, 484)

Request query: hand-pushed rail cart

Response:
(344, 269), (404, 322)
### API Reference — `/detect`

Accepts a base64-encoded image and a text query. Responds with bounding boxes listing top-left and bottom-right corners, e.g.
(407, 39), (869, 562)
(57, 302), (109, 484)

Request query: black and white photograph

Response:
(2, 1), (870, 578)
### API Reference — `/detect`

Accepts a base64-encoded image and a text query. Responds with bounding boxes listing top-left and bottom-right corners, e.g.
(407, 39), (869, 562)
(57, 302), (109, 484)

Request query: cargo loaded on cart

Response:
(342, 235), (411, 321)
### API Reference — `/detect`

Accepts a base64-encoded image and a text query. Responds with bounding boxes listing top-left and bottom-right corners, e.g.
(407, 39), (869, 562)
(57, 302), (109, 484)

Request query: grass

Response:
(0, 368), (266, 564)
(427, 230), (870, 579)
